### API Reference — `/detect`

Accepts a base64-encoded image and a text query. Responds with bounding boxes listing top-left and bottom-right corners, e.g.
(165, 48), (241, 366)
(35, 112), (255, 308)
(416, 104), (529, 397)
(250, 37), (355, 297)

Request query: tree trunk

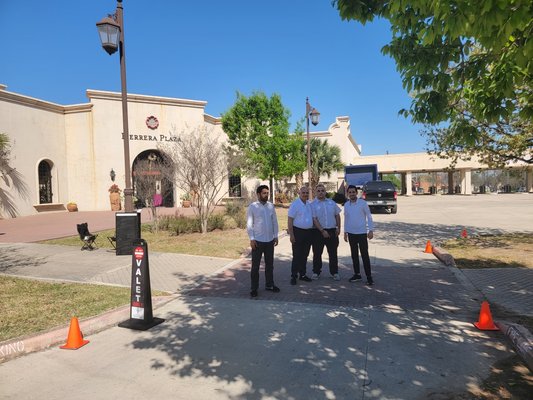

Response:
(295, 173), (303, 191)
(270, 176), (276, 204)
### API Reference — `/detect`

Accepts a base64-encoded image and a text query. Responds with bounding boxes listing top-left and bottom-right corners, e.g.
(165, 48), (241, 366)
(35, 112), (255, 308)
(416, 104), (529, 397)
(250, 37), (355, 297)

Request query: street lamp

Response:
(96, 0), (134, 212)
(306, 97), (320, 199)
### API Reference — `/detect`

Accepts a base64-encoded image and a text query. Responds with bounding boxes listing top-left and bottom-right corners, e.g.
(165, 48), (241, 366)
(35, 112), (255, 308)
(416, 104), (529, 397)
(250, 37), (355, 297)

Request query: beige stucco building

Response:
(1, 84), (531, 218)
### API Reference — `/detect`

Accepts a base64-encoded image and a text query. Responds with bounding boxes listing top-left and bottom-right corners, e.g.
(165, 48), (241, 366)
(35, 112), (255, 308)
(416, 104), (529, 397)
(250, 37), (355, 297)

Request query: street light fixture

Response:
(96, 0), (134, 213)
(306, 97), (320, 199)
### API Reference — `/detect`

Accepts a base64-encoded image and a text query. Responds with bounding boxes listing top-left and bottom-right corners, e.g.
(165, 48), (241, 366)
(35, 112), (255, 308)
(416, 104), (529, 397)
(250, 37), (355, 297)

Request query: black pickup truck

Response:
(361, 180), (398, 214)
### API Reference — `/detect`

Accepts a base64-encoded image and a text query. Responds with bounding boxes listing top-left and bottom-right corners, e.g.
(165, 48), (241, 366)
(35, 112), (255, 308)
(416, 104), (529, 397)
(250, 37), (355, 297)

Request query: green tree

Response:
(332, 0), (533, 166)
(221, 91), (305, 200)
(309, 138), (344, 192)
(382, 174), (401, 190)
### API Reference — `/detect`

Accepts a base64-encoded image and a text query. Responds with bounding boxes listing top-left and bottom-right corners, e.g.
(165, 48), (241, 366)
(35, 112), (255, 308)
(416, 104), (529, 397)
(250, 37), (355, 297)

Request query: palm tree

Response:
(308, 138), (344, 194)
(0, 133), (29, 217)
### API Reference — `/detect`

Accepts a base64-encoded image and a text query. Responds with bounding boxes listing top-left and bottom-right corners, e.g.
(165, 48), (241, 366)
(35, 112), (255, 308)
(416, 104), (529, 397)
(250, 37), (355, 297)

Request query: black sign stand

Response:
(115, 212), (141, 255)
(118, 239), (164, 331)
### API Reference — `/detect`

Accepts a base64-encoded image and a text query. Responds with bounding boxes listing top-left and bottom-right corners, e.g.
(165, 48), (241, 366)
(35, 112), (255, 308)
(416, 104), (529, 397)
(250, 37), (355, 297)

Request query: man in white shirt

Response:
(246, 185), (279, 297)
(288, 186), (314, 285)
(343, 184), (375, 285)
(311, 183), (341, 280)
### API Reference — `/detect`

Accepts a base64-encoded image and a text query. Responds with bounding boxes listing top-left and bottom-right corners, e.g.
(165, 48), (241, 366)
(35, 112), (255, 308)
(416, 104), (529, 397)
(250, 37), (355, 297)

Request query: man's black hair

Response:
(347, 185), (358, 191)
(256, 185), (269, 194)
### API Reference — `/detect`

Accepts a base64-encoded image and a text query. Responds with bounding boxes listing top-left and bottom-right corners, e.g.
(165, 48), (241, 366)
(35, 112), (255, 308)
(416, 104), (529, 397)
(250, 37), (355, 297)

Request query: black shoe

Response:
(290, 277), (297, 285)
(250, 290), (258, 297)
(349, 274), (362, 282)
(299, 275), (312, 282)
(366, 279), (374, 286)
(266, 286), (280, 293)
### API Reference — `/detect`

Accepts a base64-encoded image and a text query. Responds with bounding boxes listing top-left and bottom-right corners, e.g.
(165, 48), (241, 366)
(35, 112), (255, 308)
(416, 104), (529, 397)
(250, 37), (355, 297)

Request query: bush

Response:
(159, 215), (200, 235)
(274, 192), (293, 205)
(222, 215), (238, 230)
(158, 213), (230, 235)
(225, 200), (247, 229)
(207, 214), (225, 231)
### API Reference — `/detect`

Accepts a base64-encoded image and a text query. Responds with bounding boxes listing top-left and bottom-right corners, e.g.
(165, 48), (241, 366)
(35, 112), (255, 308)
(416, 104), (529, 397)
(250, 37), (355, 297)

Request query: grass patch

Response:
(41, 206), (290, 259)
(442, 233), (533, 270)
(0, 276), (131, 342)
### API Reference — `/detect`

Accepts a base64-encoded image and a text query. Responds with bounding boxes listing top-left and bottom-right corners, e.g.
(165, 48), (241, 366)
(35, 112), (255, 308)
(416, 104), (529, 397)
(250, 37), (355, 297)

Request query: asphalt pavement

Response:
(0, 194), (532, 399)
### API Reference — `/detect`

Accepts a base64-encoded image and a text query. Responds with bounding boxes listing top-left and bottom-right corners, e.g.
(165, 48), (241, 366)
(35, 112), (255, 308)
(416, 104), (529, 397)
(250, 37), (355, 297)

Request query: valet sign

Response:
(118, 239), (164, 331)
(132, 247), (145, 319)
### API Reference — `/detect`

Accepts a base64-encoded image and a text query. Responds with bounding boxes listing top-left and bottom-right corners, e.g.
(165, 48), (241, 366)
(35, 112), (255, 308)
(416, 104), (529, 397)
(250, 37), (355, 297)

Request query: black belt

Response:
(294, 226), (313, 230)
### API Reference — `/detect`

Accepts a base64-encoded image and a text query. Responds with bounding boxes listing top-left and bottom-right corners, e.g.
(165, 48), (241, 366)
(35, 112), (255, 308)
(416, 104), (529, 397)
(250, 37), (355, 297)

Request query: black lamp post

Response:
(96, 0), (134, 212)
(306, 97), (320, 199)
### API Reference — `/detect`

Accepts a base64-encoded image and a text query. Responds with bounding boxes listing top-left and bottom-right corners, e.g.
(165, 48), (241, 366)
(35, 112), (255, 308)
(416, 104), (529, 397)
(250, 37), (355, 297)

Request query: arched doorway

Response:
(132, 150), (174, 208)
(38, 160), (53, 204)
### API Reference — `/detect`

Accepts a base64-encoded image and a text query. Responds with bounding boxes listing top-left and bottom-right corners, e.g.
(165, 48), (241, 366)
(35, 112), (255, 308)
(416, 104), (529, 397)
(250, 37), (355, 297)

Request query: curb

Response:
(496, 321), (533, 372)
(432, 245), (533, 373)
(0, 294), (178, 364)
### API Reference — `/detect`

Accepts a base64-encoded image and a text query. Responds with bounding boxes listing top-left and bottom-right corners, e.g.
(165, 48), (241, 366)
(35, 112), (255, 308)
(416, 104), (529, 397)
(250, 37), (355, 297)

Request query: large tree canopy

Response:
(221, 91), (305, 181)
(333, 0), (532, 165)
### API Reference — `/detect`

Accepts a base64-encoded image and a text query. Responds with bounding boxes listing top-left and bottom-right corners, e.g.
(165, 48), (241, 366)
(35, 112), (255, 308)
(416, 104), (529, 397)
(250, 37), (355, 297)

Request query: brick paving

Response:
(462, 268), (533, 317)
(186, 256), (479, 315)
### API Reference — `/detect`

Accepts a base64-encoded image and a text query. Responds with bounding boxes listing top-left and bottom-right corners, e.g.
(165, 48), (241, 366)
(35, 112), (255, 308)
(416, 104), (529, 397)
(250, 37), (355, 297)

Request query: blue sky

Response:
(0, 0), (427, 155)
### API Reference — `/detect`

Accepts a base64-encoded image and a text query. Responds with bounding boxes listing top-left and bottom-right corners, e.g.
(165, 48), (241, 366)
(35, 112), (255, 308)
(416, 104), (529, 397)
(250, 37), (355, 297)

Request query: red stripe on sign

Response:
(134, 247), (144, 260)
(132, 302), (143, 307)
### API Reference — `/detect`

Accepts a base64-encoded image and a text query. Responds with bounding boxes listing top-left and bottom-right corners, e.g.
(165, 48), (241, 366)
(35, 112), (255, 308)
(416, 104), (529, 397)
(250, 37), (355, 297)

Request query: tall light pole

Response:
(306, 97), (320, 200)
(96, 0), (134, 212)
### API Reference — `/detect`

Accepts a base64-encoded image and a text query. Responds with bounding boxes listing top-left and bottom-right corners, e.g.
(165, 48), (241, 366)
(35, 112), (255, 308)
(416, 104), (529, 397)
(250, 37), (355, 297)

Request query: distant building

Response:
(0, 84), (531, 218)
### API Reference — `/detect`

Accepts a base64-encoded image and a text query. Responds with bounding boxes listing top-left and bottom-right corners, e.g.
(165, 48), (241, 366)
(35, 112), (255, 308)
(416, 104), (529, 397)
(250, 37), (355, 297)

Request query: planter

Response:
(109, 192), (121, 211)
(66, 203), (78, 212)
(182, 200), (191, 208)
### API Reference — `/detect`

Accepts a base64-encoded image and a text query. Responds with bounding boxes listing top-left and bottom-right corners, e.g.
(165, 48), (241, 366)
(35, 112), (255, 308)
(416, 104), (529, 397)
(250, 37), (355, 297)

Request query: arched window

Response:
(38, 160), (53, 204)
(229, 173), (241, 197)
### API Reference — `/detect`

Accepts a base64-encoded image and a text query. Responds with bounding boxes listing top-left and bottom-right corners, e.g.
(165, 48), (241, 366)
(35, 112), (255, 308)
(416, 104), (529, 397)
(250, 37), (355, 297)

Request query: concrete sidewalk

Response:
(0, 195), (532, 399)
(0, 232), (530, 399)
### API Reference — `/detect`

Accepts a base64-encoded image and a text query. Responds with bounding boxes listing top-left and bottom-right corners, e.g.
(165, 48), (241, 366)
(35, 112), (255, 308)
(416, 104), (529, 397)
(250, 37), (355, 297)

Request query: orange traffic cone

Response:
(424, 240), (433, 253)
(60, 317), (90, 350)
(461, 229), (468, 238)
(473, 301), (499, 331)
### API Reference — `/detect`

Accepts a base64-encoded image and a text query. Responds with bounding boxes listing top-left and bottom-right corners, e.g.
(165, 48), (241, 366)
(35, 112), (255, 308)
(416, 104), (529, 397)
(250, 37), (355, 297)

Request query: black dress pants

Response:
(312, 228), (339, 275)
(291, 227), (313, 278)
(250, 240), (275, 290)
(347, 233), (372, 279)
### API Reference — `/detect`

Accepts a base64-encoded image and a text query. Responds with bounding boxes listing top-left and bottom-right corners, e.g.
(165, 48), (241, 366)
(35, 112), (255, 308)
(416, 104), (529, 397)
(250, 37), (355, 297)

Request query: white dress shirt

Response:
(344, 198), (374, 234)
(311, 198), (341, 229)
(288, 198), (313, 229)
(246, 201), (279, 242)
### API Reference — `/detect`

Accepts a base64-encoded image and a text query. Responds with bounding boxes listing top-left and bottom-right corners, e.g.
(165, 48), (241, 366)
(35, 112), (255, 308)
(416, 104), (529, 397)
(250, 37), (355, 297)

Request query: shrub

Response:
(159, 215), (200, 235)
(207, 214), (225, 231)
(222, 215), (238, 230)
(225, 200), (247, 229)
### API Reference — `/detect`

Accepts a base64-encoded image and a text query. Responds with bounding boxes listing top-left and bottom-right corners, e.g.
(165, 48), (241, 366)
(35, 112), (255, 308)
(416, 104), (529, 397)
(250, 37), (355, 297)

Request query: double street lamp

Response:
(306, 97), (320, 199)
(96, 0), (134, 212)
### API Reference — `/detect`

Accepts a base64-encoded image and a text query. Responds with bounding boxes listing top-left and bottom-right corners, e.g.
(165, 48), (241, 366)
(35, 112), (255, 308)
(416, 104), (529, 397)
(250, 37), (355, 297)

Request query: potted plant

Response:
(66, 201), (78, 212)
(181, 192), (191, 208)
(108, 184), (122, 211)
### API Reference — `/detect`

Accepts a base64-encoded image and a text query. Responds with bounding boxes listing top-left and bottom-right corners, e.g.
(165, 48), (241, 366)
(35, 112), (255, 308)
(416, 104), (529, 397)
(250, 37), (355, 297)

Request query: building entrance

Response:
(132, 150), (174, 208)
